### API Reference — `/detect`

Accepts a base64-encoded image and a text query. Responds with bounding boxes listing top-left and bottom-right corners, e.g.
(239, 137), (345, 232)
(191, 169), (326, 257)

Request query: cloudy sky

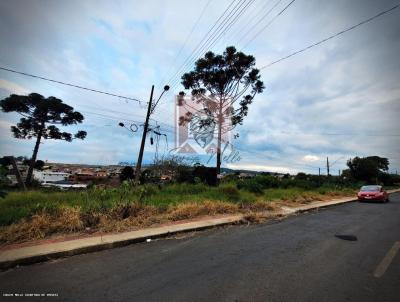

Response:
(0, 0), (399, 174)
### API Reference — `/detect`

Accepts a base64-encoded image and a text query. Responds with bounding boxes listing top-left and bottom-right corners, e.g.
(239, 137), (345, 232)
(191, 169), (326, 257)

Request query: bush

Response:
(378, 173), (400, 186)
(120, 166), (134, 182)
(237, 179), (264, 194)
(254, 175), (280, 188)
(218, 185), (240, 201)
(237, 175), (281, 194)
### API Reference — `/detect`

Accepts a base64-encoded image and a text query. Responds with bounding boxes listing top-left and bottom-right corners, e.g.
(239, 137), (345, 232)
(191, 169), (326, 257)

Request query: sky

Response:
(0, 0), (399, 174)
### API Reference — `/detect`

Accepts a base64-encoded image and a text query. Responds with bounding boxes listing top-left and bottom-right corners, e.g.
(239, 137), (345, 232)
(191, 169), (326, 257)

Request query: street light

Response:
(150, 85), (170, 114)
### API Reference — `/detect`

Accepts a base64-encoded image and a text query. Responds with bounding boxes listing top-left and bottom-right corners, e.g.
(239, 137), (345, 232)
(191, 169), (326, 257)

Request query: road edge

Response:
(1, 189), (399, 270)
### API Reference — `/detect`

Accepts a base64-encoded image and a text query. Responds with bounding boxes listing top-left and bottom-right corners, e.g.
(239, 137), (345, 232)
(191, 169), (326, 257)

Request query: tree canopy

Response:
(0, 93), (87, 184)
(1, 93), (86, 141)
(346, 156), (389, 182)
(180, 46), (264, 173)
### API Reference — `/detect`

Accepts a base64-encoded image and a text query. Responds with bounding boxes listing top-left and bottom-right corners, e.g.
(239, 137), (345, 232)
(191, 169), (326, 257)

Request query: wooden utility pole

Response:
(326, 157), (330, 176)
(135, 85), (154, 183)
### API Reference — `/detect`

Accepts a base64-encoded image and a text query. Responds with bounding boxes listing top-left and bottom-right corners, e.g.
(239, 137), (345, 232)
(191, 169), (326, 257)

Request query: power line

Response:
(166, 0), (239, 87)
(82, 105), (175, 129)
(241, 0), (296, 50)
(218, 0), (271, 47)
(0, 66), (145, 103)
(238, 126), (400, 137)
(168, 0), (251, 90)
(330, 156), (345, 167)
(81, 111), (143, 124)
(260, 3), (400, 70)
(159, 0), (213, 86)
(80, 109), (176, 133)
(197, 0), (257, 56)
(170, 0), (257, 90)
(235, 0), (284, 47)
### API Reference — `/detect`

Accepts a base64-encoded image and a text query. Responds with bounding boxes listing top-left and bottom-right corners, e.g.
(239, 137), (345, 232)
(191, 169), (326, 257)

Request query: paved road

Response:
(1, 193), (400, 302)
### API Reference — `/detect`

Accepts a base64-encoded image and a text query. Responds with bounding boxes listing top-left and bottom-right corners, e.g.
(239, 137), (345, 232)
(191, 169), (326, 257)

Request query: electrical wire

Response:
(167, 0), (248, 90)
(166, 0), (240, 85)
(169, 0), (256, 91)
(241, 0), (297, 50)
(0, 66), (144, 103)
(236, 0), (283, 47)
(260, 3), (400, 70)
(218, 0), (270, 47)
(159, 0), (213, 87)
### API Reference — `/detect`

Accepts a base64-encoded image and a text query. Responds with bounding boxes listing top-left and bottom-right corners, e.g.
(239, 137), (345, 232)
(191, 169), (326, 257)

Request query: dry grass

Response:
(0, 189), (356, 245)
(0, 207), (85, 243)
(167, 201), (238, 221)
(0, 201), (241, 244)
(241, 211), (277, 224)
(244, 200), (278, 212)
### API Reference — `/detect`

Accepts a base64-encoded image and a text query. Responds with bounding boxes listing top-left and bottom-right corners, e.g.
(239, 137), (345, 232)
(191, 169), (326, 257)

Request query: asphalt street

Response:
(1, 193), (399, 302)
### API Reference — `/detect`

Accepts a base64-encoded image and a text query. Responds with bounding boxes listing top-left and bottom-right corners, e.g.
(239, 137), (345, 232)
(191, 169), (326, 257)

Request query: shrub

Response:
(254, 175), (280, 189)
(138, 185), (158, 203)
(218, 185), (240, 201)
(237, 179), (264, 194)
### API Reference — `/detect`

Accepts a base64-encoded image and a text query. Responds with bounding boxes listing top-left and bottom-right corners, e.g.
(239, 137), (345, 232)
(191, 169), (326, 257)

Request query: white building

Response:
(33, 170), (70, 183)
(42, 182), (88, 189)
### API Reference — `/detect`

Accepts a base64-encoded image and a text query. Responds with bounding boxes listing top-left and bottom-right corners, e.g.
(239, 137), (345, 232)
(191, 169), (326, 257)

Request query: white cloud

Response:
(303, 155), (319, 162)
(0, 0), (399, 172)
(0, 79), (30, 95)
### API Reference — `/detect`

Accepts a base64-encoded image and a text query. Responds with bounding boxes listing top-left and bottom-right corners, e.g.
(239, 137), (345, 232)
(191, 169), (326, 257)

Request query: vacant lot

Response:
(0, 177), (359, 244)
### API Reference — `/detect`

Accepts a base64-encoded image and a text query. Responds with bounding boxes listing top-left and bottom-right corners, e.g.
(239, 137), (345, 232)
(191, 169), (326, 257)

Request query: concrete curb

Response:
(0, 215), (243, 270)
(1, 189), (399, 270)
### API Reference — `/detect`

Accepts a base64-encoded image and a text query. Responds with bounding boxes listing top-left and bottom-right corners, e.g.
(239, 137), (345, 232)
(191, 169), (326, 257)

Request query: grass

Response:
(0, 183), (258, 226)
(263, 187), (355, 203)
(0, 182), (359, 244)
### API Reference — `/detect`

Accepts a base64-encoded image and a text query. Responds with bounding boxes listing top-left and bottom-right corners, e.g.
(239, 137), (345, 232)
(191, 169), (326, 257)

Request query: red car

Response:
(357, 185), (389, 202)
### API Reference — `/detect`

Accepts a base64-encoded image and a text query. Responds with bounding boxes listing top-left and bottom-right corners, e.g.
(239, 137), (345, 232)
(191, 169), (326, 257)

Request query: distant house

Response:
(74, 169), (95, 181)
(76, 169), (95, 177)
(238, 172), (256, 179)
(42, 181), (88, 189)
(33, 170), (70, 183)
(160, 174), (172, 181)
(95, 170), (108, 178)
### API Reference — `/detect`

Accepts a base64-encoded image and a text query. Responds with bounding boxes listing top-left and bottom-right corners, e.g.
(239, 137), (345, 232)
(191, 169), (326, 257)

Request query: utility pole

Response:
(326, 157), (330, 176)
(135, 85), (154, 183)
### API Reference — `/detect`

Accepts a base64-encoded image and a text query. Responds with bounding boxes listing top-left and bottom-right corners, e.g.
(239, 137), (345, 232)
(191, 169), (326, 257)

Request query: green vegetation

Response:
(0, 93), (87, 185)
(180, 46), (264, 173)
(0, 178), (358, 227)
(3, 173), (396, 244)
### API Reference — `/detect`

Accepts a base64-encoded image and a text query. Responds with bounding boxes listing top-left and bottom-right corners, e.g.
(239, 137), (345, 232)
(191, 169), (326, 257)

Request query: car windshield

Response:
(360, 186), (381, 192)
